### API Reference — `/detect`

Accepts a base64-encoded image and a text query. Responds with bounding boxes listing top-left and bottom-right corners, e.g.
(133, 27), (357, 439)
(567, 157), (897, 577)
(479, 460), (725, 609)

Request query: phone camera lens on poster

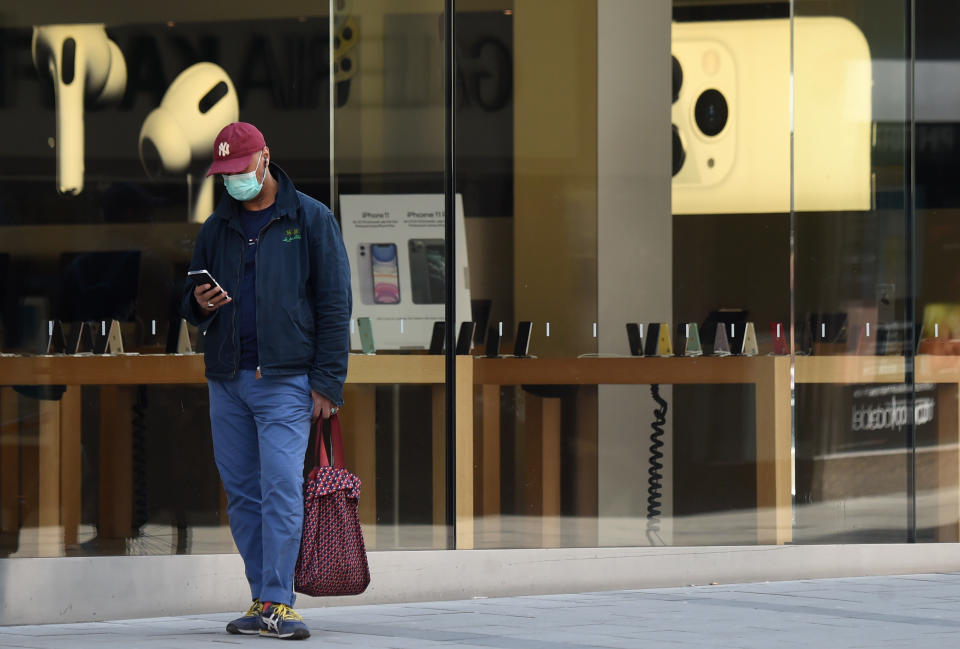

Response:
(672, 125), (685, 176)
(671, 55), (686, 177)
(672, 55), (682, 102)
(694, 89), (728, 136)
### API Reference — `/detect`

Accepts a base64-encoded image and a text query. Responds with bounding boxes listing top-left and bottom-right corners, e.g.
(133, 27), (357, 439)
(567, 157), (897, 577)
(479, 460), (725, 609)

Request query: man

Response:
(181, 122), (351, 640)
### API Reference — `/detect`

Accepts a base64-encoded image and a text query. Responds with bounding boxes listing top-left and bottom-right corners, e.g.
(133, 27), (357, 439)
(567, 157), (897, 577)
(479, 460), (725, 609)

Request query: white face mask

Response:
(223, 152), (265, 201)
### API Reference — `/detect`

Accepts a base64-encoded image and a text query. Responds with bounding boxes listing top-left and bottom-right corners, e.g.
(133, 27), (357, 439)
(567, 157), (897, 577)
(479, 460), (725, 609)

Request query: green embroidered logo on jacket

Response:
(283, 228), (302, 243)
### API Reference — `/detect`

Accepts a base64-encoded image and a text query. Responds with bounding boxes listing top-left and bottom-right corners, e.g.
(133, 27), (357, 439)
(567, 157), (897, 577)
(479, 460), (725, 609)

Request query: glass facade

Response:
(2, 0), (958, 562)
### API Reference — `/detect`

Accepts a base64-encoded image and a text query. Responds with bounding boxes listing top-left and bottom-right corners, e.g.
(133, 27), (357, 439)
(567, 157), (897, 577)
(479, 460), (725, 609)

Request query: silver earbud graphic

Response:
(138, 62), (239, 223)
(32, 24), (127, 195)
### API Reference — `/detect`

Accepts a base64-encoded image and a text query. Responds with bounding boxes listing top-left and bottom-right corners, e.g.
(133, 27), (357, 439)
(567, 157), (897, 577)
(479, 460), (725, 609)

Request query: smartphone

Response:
(472, 299), (492, 346)
(357, 317), (376, 354)
(428, 321), (445, 355)
(626, 323), (643, 356)
(370, 243), (400, 304)
(674, 323), (689, 357)
(455, 322), (476, 355)
(671, 17), (871, 214)
(727, 322), (745, 355)
(513, 321), (532, 357)
(486, 325), (502, 358)
(408, 239), (445, 304)
(187, 269), (223, 295)
(643, 323), (661, 357)
(356, 244), (375, 305)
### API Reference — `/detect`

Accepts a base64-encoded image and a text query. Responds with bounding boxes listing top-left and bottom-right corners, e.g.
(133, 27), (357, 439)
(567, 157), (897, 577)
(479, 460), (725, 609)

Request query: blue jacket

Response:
(180, 164), (352, 405)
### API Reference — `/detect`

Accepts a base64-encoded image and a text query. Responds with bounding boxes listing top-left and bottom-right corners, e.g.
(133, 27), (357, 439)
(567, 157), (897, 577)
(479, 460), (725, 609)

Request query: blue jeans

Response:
(208, 370), (312, 606)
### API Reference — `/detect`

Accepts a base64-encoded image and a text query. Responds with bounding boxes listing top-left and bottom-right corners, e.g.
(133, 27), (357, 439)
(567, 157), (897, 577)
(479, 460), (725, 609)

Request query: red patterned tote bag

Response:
(294, 415), (371, 596)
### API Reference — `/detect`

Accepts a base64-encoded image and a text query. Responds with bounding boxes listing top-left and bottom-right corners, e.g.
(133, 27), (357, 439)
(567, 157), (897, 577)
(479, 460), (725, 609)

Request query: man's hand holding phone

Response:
(189, 270), (231, 316)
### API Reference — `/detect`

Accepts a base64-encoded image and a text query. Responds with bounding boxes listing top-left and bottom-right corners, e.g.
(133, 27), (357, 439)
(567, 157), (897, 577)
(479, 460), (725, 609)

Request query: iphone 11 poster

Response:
(339, 194), (471, 350)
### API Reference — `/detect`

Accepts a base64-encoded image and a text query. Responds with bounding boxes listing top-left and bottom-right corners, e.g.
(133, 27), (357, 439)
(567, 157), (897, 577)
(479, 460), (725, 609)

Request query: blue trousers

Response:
(209, 371), (312, 606)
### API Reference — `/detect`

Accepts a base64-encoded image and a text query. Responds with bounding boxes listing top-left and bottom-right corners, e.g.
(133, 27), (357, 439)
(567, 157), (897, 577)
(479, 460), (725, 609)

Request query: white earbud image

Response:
(138, 62), (239, 223)
(32, 24), (127, 195)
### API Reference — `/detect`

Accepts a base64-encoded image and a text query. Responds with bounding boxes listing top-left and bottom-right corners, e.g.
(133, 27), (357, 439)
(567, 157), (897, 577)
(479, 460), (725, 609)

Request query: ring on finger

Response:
(207, 302), (214, 307)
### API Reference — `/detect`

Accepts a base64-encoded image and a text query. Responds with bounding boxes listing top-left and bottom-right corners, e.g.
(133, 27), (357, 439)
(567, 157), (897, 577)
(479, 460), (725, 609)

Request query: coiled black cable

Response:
(647, 383), (667, 545)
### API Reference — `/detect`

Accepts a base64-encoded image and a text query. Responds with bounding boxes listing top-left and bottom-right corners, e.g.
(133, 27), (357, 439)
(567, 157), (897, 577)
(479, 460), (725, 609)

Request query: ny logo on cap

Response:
(218, 141), (230, 157)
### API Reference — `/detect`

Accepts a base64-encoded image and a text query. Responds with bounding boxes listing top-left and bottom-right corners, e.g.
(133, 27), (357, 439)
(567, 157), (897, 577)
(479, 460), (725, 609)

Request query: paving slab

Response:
(4, 573), (960, 648)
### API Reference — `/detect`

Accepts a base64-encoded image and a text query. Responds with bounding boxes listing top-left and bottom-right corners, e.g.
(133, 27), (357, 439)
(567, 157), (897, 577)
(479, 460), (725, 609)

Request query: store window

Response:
(0, 1), (452, 558)
(462, 0), (957, 551)
(4, 0), (958, 561)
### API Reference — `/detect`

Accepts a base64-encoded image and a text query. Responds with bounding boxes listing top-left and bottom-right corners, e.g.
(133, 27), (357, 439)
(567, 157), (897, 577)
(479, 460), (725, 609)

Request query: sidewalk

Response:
(3, 573), (960, 648)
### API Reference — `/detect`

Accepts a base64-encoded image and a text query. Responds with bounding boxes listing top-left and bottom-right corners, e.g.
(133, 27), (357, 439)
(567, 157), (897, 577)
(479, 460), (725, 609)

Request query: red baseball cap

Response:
(206, 122), (266, 176)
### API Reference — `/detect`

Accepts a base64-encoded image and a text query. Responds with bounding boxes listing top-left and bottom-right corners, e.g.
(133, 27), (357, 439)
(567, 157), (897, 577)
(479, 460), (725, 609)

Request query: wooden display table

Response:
(0, 353), (443, 386)
(475, 357), (792, 545)
(3, 353), (960, 553)
(0, 354), (470, 553)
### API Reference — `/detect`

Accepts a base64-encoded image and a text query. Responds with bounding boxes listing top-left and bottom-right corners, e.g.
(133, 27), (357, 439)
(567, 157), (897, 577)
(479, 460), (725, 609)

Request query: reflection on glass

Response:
(334, 1), (450, 550)
(792, 0), (915, 544)
(0, 7), (365, 559)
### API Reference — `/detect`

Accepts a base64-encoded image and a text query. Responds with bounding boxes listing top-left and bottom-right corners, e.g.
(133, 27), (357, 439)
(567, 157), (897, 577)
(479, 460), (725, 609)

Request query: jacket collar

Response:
(211, 162), (301, 223)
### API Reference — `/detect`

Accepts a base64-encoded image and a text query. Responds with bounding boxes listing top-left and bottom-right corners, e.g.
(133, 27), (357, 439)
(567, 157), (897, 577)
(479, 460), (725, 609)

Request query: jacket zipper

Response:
(231, 226), (244, 379)
(254, 214), (281, 379)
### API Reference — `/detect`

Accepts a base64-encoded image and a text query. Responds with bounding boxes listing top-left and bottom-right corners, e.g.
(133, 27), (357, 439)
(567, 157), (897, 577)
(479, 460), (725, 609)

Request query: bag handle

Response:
(313, 414), (345, 469)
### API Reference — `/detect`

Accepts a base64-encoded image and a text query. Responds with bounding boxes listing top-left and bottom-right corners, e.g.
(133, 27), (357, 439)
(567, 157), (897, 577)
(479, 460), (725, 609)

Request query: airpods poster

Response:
(339, 194), (471, 351)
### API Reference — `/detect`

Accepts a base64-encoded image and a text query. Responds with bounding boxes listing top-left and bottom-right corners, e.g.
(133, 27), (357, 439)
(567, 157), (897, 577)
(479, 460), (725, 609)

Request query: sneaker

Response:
(226, 599), (263, 635)
(260, 602), (311, 640)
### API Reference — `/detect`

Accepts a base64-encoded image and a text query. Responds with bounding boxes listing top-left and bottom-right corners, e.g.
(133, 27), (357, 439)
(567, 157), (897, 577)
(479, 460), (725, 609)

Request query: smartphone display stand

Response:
(513, 321), (532, 357)
(143, 319), (165, 348)
(770, 322), (788, 355)
(811, 312), (849, 355)
(656, 322), (674, 356)
(796, 318), (814, 355)
(45, 320), (67, 354)
(712, 324), (731, 357)
(94, 320), (125, 354)
(486, 325), (502, 358)
(740, 322), (758, 356)
(67, 321), (95, 354)
(166, 318), (193, 354)
(641, 323), (673, 357)
(684, 323), (703, 357)
(855, 322), (874, 355)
